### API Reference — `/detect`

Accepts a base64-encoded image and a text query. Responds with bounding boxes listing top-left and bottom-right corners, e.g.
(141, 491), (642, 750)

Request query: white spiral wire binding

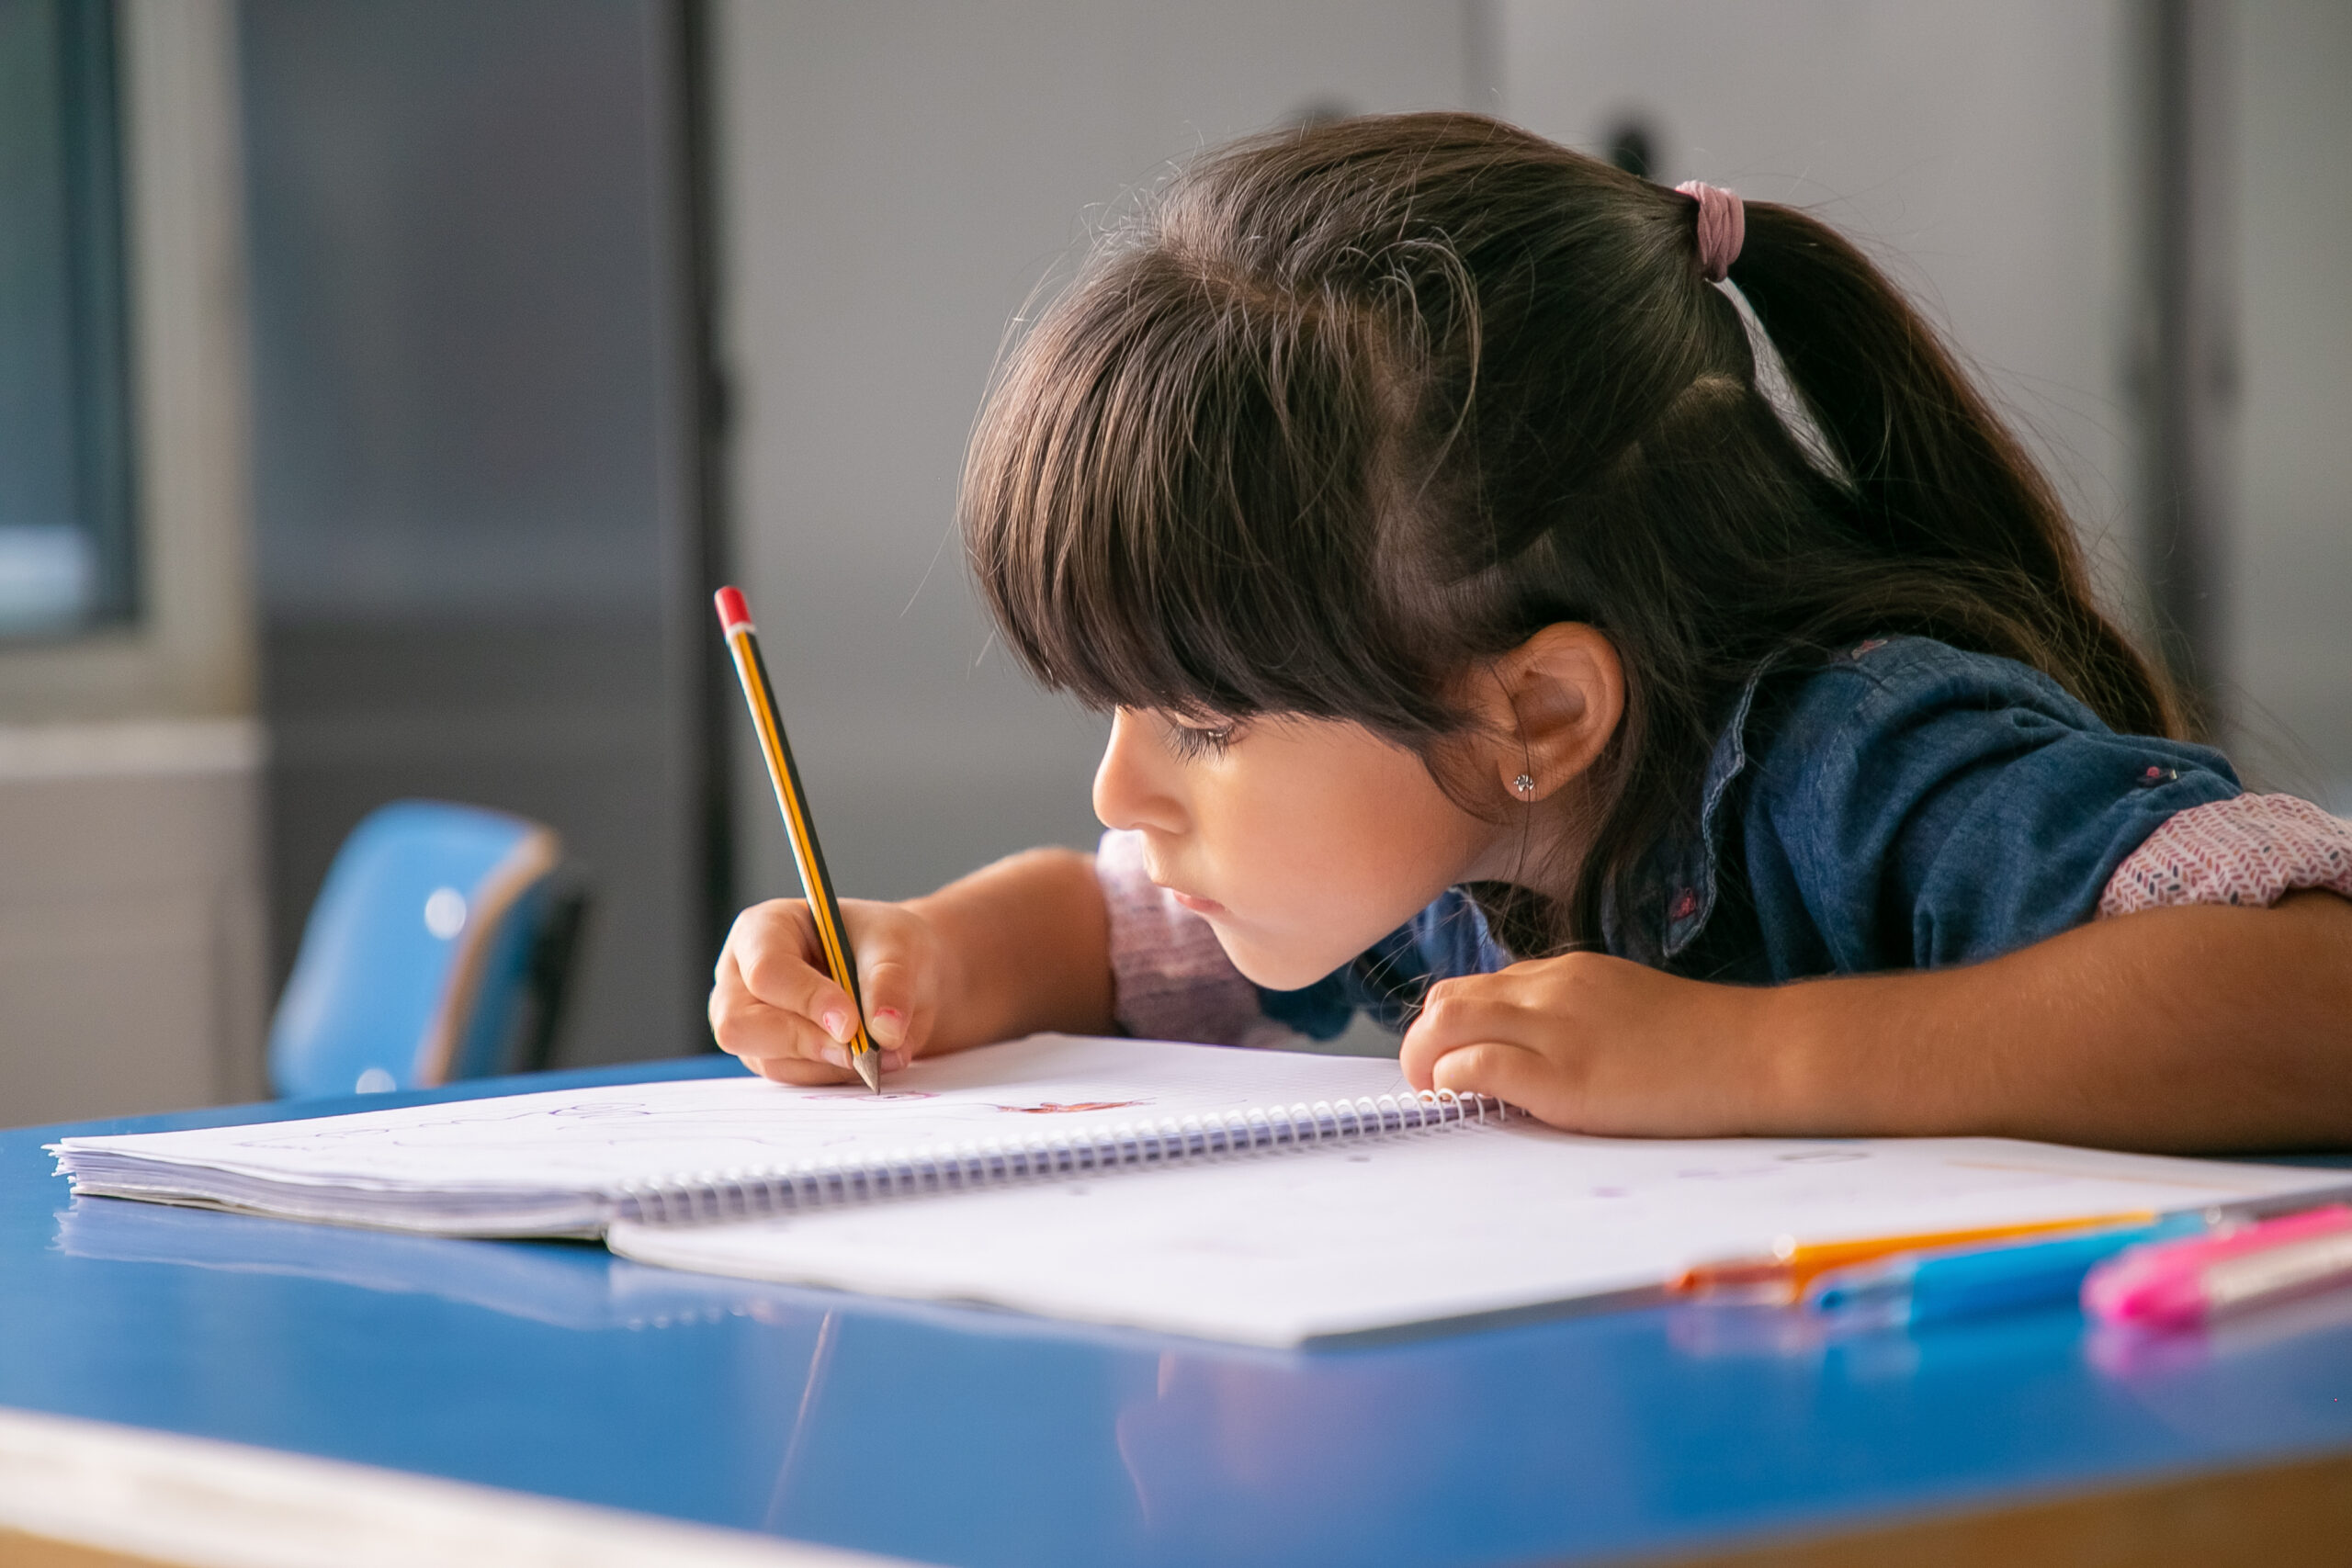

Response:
(613, 1088), (1506, 1226)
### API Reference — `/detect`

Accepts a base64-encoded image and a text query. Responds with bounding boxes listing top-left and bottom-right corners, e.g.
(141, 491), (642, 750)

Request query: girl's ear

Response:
(1470, 624), (1625, 804)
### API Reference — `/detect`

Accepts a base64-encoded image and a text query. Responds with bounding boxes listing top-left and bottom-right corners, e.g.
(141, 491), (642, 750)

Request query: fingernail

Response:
(871, 1008), (906, 1045)
(821, 1043), (850, 1069)
(820, 1010), (850, 1043)
(880, 1049), (906, 1072)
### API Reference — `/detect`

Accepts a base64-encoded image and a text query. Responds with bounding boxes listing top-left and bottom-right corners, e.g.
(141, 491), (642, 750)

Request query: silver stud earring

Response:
(1512, 773), (1536, 800)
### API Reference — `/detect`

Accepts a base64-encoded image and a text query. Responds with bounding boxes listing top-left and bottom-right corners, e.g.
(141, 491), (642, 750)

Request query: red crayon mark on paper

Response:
(990, 1100), (1148, 1115)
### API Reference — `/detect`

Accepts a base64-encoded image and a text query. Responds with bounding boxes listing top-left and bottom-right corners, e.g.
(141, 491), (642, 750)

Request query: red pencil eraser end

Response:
(714, 586), (752, 633)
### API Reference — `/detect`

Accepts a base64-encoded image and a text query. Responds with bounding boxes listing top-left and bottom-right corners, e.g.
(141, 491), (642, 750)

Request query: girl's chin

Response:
(1208, 927), (1362, 994)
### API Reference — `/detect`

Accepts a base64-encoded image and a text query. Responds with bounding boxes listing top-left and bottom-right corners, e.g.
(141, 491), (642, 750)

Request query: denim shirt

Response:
(1256, 637), (2240, 1040)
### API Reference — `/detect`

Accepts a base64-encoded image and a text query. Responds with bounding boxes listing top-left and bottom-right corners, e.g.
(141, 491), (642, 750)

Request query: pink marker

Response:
(2083, 1203), (2352, 1330)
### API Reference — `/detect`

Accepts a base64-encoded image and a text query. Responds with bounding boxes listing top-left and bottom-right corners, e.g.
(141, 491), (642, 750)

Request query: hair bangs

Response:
(962, 233), (1452, 734)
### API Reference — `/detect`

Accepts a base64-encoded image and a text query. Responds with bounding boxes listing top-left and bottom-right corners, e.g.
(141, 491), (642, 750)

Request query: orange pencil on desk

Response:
(715, 586), (881, 1092)
(1671, 1211), (2157, 1304)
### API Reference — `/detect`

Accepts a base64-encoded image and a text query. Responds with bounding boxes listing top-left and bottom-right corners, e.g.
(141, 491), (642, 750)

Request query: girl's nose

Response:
(1092, 710), (1186, 835)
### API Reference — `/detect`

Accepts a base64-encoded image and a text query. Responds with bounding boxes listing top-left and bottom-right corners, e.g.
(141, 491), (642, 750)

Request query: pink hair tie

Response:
(1674, 180), (1744, 282)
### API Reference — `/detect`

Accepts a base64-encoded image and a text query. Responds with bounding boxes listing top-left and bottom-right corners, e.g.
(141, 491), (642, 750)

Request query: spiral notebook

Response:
(50, 1035), (1499, 1238)
(51, 1034), (2347, 1346)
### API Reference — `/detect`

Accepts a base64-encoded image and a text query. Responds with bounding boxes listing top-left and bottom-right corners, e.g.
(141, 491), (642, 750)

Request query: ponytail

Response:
(1729, 202), (2182, 738)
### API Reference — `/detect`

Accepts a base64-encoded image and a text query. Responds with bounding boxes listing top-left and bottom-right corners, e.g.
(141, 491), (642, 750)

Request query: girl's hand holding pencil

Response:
(711, 845), (1120, 1088)
(711, 897), (935, 1085)
(712, 585), (1117, 1088)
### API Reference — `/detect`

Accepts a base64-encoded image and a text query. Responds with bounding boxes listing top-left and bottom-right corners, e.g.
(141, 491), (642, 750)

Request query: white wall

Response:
(713, 0), (1476, 906)
(0, 722), (265, 1122)
(1498, 0), (2139, 603)
(0, 0), (266, 1126)
(2228, 0), (2352, 807)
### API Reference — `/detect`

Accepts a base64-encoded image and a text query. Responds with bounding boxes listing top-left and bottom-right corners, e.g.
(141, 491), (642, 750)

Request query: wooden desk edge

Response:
(0, 1405), (910, 1568)
(6, 1401), (2346, 1568)
(1648, 1444), (2352, 1568)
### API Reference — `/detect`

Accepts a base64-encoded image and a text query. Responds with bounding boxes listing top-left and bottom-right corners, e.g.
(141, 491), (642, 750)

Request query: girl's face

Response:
(1092, 709), (1505, 990)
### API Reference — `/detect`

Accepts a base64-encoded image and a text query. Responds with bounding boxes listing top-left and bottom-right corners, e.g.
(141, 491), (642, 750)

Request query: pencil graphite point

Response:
(854, 1050), (881, 1094)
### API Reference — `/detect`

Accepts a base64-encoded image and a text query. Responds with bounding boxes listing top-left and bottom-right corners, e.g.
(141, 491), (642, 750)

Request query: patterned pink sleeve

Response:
(1093, 829), (1297, 1047)
(2099, 793), (2352, 917)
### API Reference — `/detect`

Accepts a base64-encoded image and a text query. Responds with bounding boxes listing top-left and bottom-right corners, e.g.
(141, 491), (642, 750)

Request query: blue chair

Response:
(269, 801), (586, 1099)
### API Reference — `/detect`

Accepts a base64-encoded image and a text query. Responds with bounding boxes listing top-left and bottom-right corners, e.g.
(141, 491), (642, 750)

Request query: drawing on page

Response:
(218, 1097), (678, 1148)
(790, 1092), (940, 1104)
(206, 1086), (1196, 1167)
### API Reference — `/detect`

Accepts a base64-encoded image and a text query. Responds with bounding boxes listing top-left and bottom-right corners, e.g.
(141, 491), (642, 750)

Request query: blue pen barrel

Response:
(1810, 1216), (2208, 1324)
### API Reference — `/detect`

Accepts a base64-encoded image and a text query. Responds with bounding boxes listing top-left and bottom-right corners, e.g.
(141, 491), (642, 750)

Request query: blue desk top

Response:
(6, 1062), (2351, 1567)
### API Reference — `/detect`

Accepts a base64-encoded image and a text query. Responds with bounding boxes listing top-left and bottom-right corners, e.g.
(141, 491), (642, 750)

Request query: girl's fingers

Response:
(858, 954), (920, 1051)
(715, 1001), (865, 1086)
(1398, 982), (1527, 1088)
(750, 1051), (862, 1087)
(835, 905), (940, 1068)
(1429, 1040), (1577, 1123)
(895, 993), (940, 1066)
(729, 902), (862, 1044)
(711, 897), (954, 1083)
(710, 941), (862, 1084)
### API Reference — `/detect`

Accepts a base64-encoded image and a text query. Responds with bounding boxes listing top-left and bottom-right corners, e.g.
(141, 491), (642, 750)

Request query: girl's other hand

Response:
(1397, 953), (1773, 1135)
(709, 898), (952, 1086)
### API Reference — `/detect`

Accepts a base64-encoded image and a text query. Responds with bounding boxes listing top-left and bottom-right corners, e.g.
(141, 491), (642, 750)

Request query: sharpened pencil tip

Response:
(854, 1051), (881, 1093)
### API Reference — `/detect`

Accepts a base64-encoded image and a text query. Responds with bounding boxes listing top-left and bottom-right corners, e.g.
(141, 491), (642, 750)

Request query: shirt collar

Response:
(1601, 656), (1781, 965)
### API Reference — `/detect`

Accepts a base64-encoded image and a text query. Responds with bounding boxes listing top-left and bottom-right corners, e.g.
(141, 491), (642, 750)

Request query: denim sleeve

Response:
(1741, 640), (2242, 974)
(1253, 889), (1510, 1040)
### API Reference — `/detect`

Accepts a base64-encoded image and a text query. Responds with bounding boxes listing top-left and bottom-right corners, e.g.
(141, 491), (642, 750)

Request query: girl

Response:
(712, 114), (2352, 1151)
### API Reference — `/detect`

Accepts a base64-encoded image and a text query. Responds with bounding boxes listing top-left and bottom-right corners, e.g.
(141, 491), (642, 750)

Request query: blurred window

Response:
(0, 0), (132, 638)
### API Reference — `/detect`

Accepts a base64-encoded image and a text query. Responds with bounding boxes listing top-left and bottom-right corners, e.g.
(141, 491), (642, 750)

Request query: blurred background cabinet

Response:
(240, 0), (726, 1069)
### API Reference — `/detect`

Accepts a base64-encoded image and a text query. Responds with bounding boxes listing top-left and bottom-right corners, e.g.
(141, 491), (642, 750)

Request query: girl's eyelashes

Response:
(1162, 716), (1240, 761)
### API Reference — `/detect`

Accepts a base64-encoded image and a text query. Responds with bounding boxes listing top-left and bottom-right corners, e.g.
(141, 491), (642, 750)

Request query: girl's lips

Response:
(1167, 889), (1227, 917)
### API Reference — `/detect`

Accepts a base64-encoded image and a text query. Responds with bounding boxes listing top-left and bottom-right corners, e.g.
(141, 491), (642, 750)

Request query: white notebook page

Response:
(608, 1124), (2344, 1346)
(51, 1037), (1450, 1233)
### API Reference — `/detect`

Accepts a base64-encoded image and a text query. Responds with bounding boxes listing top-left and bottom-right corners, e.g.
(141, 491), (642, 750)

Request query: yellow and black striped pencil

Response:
(714, 585), (880, 1091)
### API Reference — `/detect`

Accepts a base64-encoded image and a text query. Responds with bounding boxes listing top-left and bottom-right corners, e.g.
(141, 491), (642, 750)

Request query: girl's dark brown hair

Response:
(962, 112), (2177, 955)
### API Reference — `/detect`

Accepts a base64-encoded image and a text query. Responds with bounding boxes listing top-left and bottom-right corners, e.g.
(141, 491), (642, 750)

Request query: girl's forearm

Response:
(906, 847), (1117, 1053)
(1763, 892), (2352, 1151)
